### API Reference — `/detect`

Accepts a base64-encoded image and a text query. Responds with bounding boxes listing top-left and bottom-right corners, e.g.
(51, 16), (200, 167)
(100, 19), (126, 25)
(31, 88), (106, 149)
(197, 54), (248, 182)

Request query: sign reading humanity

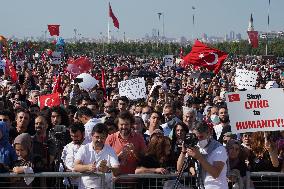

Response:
(225, 88), (284, 134)
(118, 77), (146, 100)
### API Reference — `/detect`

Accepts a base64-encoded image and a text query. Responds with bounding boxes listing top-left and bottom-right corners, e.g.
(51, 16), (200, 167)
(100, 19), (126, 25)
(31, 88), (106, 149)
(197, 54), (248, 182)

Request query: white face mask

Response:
(135, 113), (141, 117)
(198, 139), (209, 149)
(210, 115), (220, 124)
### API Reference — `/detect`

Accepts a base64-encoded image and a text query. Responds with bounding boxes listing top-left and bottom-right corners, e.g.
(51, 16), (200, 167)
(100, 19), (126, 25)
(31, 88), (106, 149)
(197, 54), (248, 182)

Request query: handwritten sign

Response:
(235, 69), (258, 90)
(225, 89), (284, 134)
(164, 55), (174, 67)
(51, 51), (61, 65)
(118, 77), (146, 100)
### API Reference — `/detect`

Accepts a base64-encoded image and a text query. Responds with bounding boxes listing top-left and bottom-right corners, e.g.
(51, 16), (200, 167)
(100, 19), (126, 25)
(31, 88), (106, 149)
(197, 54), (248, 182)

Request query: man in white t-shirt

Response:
(77, 107), (101, 143)
(177, 121), (228, 189)
(74, 123), (119, 189)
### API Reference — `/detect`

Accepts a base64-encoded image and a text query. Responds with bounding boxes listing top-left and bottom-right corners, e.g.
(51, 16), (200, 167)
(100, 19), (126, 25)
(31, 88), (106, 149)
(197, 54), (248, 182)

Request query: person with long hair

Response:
(248, 131), (279, 172)
(135, 134), (174, 174)
(171, 122), (189, 161)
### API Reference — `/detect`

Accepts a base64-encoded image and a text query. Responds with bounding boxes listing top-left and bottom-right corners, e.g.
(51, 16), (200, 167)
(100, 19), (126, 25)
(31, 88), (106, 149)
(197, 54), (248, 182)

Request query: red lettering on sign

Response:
(244, 100), (269, 109)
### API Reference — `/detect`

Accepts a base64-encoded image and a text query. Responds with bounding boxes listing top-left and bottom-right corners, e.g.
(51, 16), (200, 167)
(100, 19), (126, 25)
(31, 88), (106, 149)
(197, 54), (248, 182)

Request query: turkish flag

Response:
(247, 31), (259, 48)
(183, 40), (228, 74)
(228, 94), (240, 102)
(179, 47), (184, 58)
(39, 93), (61, 109)
(101, 68), (107, 99)
(52, 75), (63, 94)
(48, 25), (60, 36)
(66, 57), (92, 77)
(109, 3), (119, 29)
(5, 59), (17, 83)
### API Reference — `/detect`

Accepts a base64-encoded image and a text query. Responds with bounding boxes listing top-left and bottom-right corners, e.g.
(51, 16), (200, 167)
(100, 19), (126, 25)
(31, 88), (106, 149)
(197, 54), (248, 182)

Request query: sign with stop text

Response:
(225, 88), (284, 134)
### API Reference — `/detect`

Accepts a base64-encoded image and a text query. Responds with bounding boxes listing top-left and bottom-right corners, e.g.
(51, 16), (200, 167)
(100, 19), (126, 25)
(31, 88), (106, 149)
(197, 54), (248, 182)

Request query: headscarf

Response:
(14, 133), (33, 156)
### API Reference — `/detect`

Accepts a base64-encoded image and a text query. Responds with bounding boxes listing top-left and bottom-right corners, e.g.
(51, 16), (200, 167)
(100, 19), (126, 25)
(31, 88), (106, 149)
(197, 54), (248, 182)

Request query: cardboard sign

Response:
(164, 55), (174, 67)
(225, 88), (284, 134)
(51, 51), (61, 65)
(235, 69), (258, 90)
(118, 77), (146, 100)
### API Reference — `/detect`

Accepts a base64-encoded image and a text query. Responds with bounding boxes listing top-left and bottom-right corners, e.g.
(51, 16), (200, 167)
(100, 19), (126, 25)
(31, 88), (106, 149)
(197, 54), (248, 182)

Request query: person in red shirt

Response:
(105, 111), (146, 174)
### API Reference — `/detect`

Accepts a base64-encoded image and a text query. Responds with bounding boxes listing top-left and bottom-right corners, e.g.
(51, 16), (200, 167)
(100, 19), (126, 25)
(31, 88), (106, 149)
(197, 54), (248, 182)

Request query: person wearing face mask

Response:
(61, 123), (87, 188)
(177, 121), (228, 189)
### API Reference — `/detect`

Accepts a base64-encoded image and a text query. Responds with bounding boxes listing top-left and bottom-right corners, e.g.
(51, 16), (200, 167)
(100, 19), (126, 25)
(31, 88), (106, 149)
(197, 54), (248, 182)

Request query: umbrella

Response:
(113, 66), (129, 72)
(131, 70), (158, 78)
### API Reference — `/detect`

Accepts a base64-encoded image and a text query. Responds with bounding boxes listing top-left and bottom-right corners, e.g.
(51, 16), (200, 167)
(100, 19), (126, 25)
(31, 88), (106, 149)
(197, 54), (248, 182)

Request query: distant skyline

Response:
(1, 0), (283, 40)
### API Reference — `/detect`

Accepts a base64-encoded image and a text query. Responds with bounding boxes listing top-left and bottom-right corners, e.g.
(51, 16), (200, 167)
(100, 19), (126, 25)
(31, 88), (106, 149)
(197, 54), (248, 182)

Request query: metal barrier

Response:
(246, 172), (284, 189)
(113, 173), (197, 189)
(0, 172), (106, 189)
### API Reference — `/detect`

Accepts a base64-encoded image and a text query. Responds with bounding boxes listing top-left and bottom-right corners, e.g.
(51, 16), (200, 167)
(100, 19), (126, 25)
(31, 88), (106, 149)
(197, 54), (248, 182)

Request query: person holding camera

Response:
(177, 121), (228, 189)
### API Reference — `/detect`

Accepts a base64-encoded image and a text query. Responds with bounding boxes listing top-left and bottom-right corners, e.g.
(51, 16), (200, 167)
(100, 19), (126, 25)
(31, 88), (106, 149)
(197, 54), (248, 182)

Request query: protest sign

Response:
(118, 77), (146, 100)
(164, 55), (174, 67)
(51, 51), (61, 65)
(235, 69), (257, 90)
(76, 73), (98, 91)
(225, 88), (284, 134)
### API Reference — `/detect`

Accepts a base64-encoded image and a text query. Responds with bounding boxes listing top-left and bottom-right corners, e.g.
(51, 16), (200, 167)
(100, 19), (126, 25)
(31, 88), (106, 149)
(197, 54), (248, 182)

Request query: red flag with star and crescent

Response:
(182, 40), (228, 74)
(247, 31), (259, 48)
(48, 25), (60, 36)
(39, 93), (61, 109)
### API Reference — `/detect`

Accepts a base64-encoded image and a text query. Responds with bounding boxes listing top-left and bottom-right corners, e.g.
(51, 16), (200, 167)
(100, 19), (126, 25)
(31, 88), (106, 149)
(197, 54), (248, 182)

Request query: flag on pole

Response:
(179, 47), (184, 59)
(48, 25), (60, 36)
(247, 31), (259, 48)
(182, 40), (228, 74)
(52, 75), (63, 94)
(109, 3), (119, 29)
(5, 59), (17, 83)
(101, 68), (107, 99)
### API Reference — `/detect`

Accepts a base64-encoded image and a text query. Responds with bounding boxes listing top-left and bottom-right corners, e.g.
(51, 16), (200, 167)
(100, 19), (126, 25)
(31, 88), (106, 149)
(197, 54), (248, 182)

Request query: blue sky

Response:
(1, 0), (283, 40)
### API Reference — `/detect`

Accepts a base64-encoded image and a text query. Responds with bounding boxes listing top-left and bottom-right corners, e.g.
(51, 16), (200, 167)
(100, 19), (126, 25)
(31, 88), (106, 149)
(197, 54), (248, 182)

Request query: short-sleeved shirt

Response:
(204, 145), (228, 189)
(75, 143), (119, 189)
(105, 131), (146, 174)
(84, 118), (101, 144)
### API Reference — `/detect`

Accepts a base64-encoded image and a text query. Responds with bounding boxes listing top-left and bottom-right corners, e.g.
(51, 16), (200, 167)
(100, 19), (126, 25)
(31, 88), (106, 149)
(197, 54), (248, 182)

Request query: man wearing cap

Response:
(177, 121), (228, 189)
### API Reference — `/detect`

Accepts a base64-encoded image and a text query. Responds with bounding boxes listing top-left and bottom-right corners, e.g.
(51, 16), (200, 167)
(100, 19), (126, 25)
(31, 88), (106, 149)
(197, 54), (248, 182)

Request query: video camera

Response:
(49, 125), (68, 147)
(184, 133), (198, 148)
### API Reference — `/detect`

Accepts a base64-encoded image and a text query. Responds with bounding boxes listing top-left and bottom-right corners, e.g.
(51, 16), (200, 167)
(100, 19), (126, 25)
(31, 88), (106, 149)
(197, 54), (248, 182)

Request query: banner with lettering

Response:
(118, 77), (146, 100)
(225, 88), (284, 134)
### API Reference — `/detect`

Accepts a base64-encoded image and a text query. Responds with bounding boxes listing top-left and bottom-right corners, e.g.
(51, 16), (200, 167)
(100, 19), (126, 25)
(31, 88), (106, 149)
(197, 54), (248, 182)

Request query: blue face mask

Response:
(210, 115), (220, 124)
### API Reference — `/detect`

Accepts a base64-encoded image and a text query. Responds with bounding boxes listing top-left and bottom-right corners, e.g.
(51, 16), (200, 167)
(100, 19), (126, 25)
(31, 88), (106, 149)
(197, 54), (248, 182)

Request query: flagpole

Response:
(108, 2), (110, 44)
(265, 0), (270, 55)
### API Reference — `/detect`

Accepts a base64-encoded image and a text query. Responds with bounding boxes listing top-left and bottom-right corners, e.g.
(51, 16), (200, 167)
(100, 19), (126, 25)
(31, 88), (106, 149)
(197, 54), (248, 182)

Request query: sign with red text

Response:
(225, 88), (284, 134)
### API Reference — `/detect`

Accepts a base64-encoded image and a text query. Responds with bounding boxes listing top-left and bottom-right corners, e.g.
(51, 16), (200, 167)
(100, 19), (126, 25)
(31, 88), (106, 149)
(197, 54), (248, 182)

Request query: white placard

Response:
(76, 73), (99, 91)
(225, 88), (284, 134)
(164, 55), (174, 67)
(235, 69), (258, 90)
(118, 77), (146, 100)
(16, 60), (25, 70)
(51, 51), (61, 65)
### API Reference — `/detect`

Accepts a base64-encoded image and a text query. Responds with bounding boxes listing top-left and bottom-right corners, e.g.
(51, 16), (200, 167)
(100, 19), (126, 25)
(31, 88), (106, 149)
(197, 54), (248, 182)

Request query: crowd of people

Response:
(0, 42), (283, 189)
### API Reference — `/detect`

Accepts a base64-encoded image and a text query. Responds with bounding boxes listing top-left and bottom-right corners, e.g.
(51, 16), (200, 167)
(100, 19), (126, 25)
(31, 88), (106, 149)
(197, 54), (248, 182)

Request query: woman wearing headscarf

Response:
(11, 133), (35, 187)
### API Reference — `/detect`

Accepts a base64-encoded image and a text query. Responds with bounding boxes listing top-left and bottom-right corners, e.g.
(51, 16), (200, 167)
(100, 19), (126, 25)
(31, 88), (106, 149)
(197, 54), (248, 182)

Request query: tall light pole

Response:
(74, 28), (77, 42)
(157, 12), (162, 39)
